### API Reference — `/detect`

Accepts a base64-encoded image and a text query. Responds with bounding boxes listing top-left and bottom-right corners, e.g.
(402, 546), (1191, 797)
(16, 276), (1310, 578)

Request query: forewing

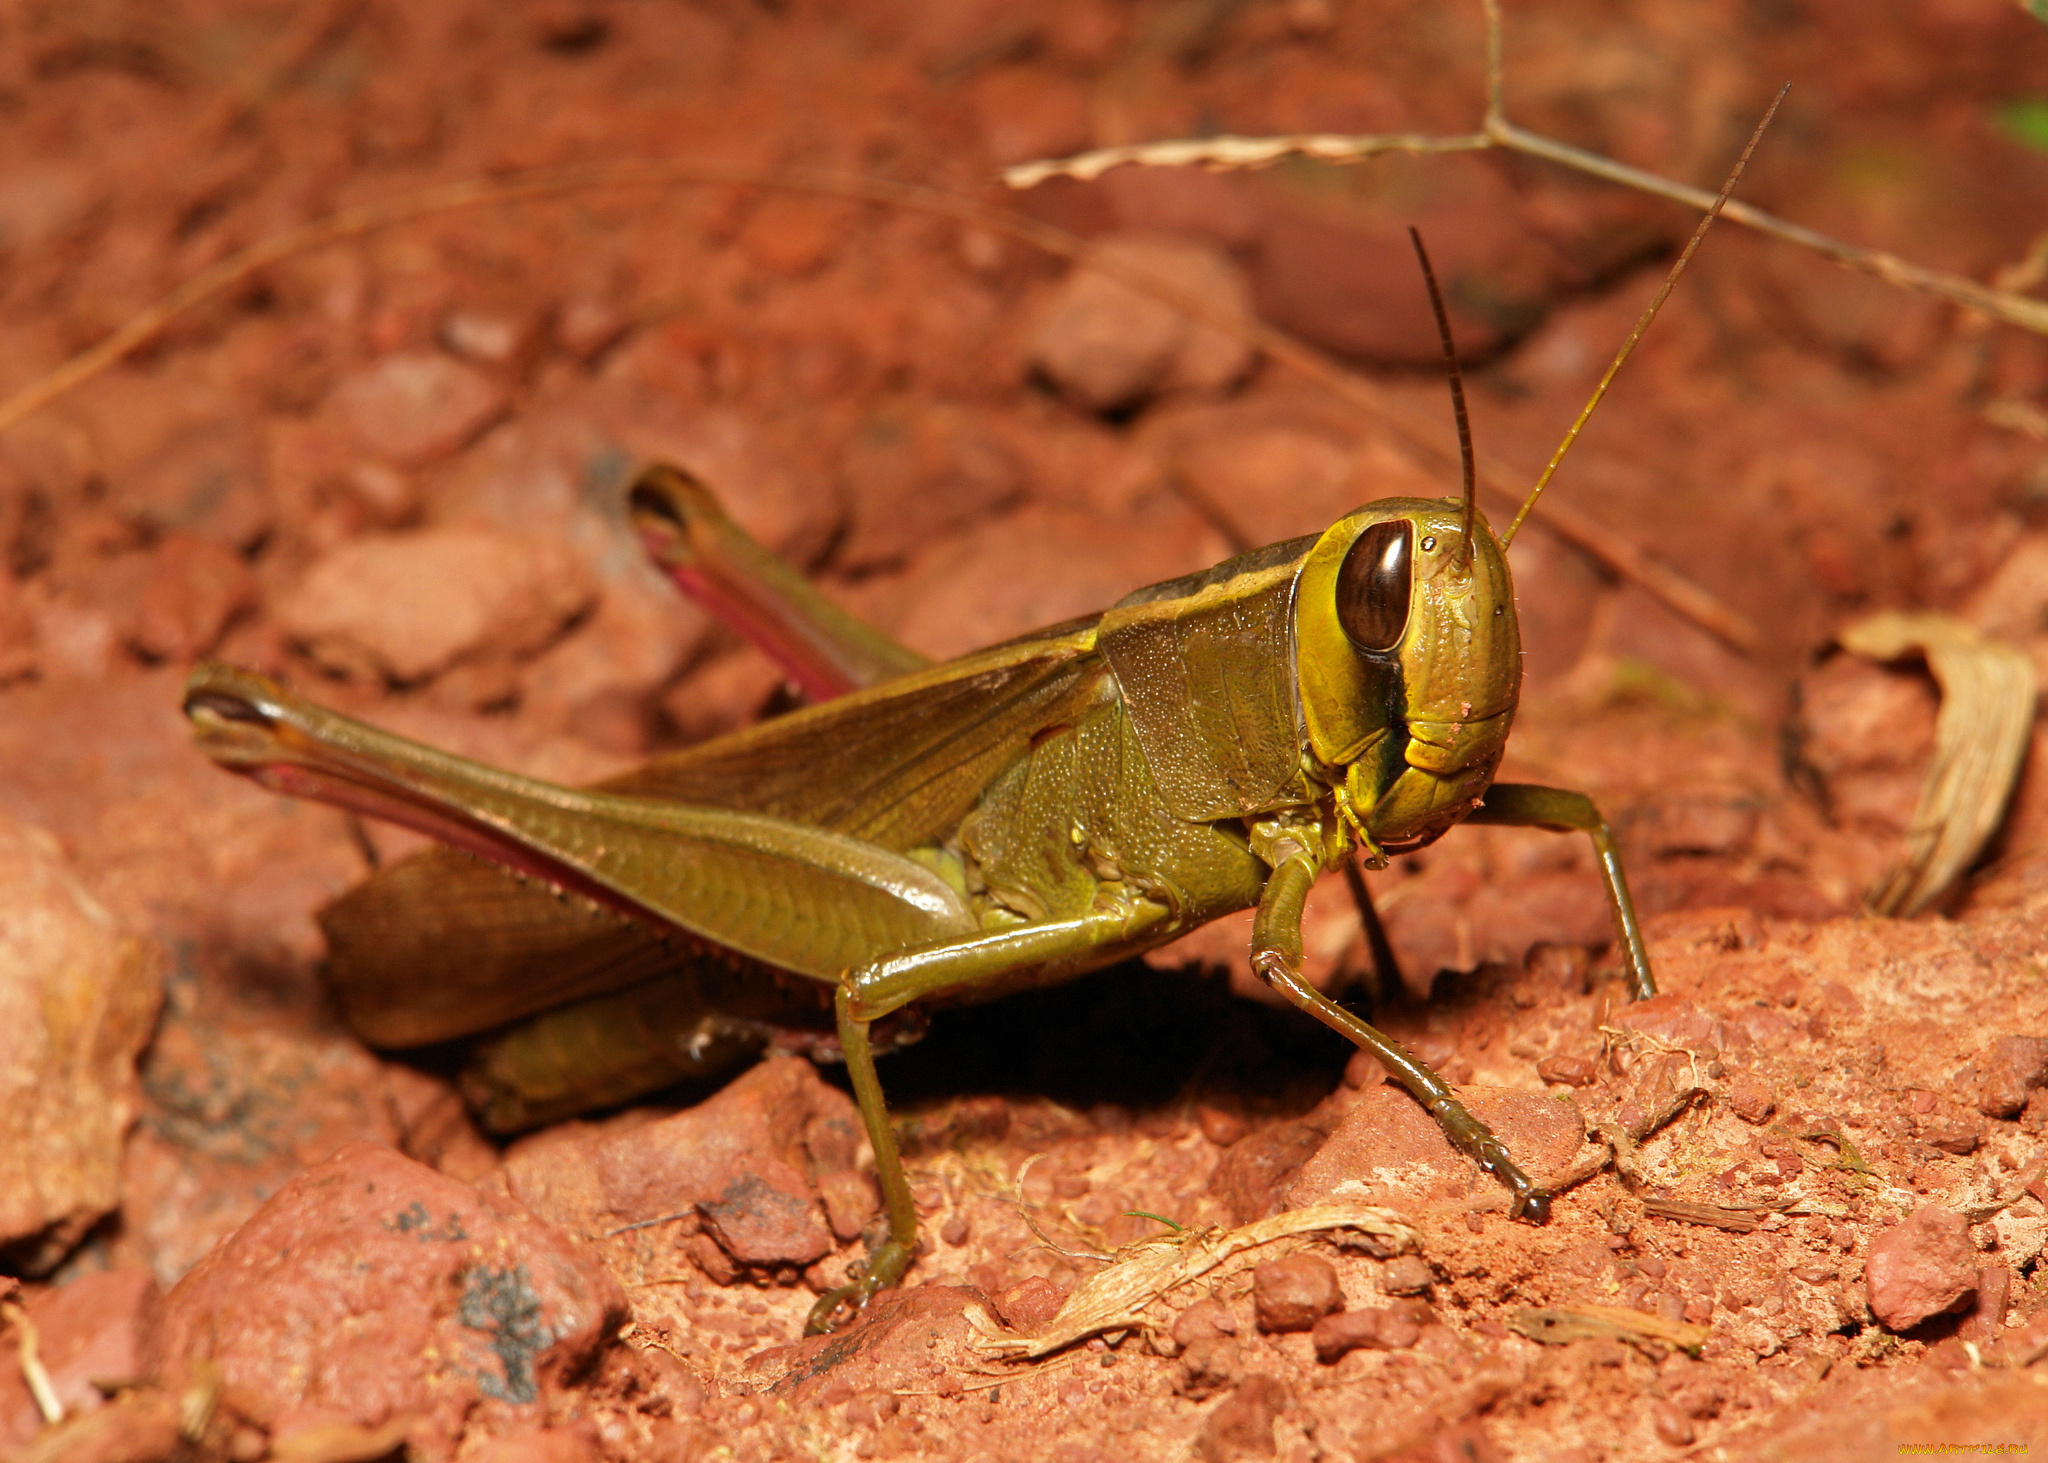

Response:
(310, 630), (1107, 1042)
(599, 630), (1108, 849)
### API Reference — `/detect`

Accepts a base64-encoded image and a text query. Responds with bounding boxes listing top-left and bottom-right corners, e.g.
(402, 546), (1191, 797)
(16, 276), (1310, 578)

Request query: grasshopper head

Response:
(1294, 498), (1520, 834)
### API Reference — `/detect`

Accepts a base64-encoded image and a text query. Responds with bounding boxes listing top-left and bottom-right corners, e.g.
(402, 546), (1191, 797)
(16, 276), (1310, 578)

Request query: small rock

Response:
(1196, 1103), (1249, 1147)
(1978, 1035), (2048, 1119)
(836, 398), (1026, 569)
(661, 649), (788, 744)
(1026, 232), (1256, 414)
(1216, 1121), (1330, 1226)
(816, 1171), (879, 1245)
(518, 574), (703, 753)
(969, 64), (1092, 167)
(737, 195), (850, 279)
(742, 1287), (998, 1404)
(1245, 161), (1571, 368)
(1865, 1205), (1978, 1331)
(125, 533), (256, 662)
(892, 501), (1225, 664)
(0, 574), (36, 683)
(1923, 1117), (1984, 1155)
(116, 415), (271, 548)
(149, 1142), (624, 1462)
(0, 1267), (156, 1449)
(0, 815), (157, 1272)
(1379, 1255), (1433, 1296)
(1310, 1303), (1425, 1362)
(1613, 995), (1726, 1056)
(1650, 1399), (1697, 1447)
(1172, 1297), (1239, 1348)
(329, 350), (510, 466)
(1536, 1054), (1597, 1088)
(277, 526), (595, 684)
(1193, 1375), (1288, 1462)
(993, 1275), (1070, 1333)
(1177, 1337), (1245, 1400)
(441, 309), (544, 370)
(117, 1013), (413, 1284)
(1251, 1253), (1343, 1334)
(496, 1058), (850, 1281)
(1964, 1264), (2013, 1343)
(1787, 655), (1935, 836)
(1168, 417), (1439, 549)
(1727, 1071), (1776, 1124)
(1289, 1085), (1588, 1212)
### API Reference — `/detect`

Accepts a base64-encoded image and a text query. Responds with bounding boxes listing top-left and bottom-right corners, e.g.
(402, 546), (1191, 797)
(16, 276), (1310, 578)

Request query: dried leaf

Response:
(967, 1202), (1415, 1361)
(1836, 611), (2036, 916)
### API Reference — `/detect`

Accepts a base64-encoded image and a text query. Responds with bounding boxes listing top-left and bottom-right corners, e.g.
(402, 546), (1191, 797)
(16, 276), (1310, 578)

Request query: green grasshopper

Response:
(181, 201), (1746, 1330)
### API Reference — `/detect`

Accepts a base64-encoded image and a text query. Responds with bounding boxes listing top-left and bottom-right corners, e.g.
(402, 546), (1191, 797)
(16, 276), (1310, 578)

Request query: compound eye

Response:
(1335, 520), (1412, 652)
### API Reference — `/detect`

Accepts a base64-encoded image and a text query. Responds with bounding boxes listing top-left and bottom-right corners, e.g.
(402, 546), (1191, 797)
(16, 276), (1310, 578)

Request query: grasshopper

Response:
(180, 186), (1759, 1329)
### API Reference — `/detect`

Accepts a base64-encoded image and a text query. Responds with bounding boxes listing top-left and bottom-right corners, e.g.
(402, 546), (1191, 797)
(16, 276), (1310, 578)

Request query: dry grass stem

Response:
(1003, 1), (2048, 339)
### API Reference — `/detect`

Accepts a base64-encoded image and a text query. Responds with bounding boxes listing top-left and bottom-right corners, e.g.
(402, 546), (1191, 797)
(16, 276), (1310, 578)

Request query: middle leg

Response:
(805, 905), (1172, 1333)
(1249, 841), (1551, 1222)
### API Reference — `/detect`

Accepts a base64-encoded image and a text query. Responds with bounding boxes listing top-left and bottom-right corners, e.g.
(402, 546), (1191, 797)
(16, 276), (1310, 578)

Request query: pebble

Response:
(1537, 1054), (1598, 1088)
(1650, 1399), (1697, 1447)
(1864, 1205), (1978, 1331)
(126, 532), (257, 662)
(993, 1275), (1070, 1333)
(1289, 1084), (1587, 1212)
(1171, 1297), (1238, 1348)
(1025, 231), (1255, 413)
(495, 1057), (850, 1279)
(276, 526), (595, 684)
(1379, 1255), (1433, 1295)
(1311, 1303), (1426, 1362)
(329, 350), (510, 466)
(1192, 1376), (1288, 1463)
(1977, 1035), (2048, 1119)
(740, 1288), (999, 1405)
(1252, 1253), (1344, 1334)
(1727, 1071), (1777, 1124)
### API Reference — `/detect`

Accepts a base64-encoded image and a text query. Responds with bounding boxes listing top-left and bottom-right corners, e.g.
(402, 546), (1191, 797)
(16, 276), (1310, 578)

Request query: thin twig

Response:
(1002, 5), (2048, 339)
(0, 158), (1758, 650)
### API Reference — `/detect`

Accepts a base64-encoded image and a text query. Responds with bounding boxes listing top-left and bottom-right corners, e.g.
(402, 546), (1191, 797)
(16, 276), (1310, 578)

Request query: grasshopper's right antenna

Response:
(1408, 226), (1477, 570)
(1499, 85), (1787, 550)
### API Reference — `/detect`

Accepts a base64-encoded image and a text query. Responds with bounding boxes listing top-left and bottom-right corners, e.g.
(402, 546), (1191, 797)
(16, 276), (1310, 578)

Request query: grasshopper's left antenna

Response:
(1407, 226), (1476, 570)
(1499, 86), (1787, 550)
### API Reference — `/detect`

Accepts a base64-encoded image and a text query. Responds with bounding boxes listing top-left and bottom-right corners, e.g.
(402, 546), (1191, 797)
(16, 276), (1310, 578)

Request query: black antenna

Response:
(1408, 227), (1476, 570)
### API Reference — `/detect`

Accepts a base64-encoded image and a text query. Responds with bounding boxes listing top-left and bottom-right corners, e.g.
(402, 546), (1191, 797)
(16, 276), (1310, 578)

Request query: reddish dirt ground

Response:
(6, 1), (2048, 1460)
